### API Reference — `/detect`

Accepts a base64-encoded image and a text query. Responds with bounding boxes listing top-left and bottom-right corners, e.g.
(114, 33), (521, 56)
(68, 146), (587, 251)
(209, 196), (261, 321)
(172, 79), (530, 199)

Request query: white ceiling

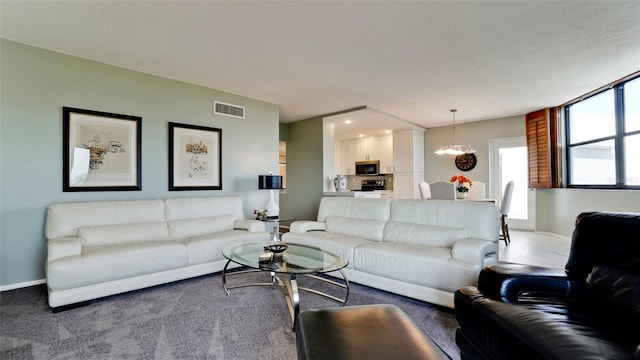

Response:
(1, 1), (639, 134)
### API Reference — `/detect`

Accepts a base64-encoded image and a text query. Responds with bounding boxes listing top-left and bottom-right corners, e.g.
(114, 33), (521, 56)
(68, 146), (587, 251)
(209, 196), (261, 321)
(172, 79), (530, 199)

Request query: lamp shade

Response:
(258, 175), (282, 190)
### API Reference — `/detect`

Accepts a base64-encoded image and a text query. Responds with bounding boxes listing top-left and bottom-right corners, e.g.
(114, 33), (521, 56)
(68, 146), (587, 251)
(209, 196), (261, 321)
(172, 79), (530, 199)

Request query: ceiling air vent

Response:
(214, 101), (245, 119)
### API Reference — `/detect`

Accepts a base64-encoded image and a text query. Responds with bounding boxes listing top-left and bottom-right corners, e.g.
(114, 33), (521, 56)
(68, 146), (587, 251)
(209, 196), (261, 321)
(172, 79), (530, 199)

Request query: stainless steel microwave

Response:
(355, 160), (380, 175)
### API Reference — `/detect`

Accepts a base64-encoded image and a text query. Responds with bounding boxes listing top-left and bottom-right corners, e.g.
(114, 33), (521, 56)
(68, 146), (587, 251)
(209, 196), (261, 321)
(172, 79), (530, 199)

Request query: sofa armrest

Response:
(478, 263), (585, 303)
(452, 239), (498, 266)
(234, 219), (265, 232)
(290, 221), (326, 233)
(47, 237), (82, 262)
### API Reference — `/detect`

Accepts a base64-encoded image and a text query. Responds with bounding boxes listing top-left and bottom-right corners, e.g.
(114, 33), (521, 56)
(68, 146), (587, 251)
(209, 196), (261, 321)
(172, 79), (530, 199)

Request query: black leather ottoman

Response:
(296, 304), (449, 360)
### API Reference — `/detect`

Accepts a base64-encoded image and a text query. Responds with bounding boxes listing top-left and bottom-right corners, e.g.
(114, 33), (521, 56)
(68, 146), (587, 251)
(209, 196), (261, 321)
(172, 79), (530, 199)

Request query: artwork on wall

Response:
(168, 122), (222, 191)
(63, 107), (141, 192)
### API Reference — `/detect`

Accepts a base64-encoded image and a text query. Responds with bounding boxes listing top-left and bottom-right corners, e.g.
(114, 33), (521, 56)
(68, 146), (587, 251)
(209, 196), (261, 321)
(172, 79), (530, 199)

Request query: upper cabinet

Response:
(337, 134), (393, 174)
(353, 136), (382, 162)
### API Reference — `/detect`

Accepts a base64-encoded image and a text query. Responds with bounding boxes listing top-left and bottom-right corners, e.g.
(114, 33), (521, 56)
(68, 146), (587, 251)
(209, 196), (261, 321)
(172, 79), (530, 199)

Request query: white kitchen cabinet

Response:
(378, 134), (393, 174)
(339, 140), (354, 175)
(393, 129), (424, 173)
(353, 137), (375, 161)
(393, 129), (424, 199)
(339, 135), (393, 174)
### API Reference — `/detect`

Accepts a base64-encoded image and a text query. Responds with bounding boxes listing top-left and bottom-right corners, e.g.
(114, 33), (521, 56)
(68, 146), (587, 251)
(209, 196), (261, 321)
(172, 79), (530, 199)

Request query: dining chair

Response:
(430, 181), (456, 200)
(500, 181), (515, 245)
(419, 181), (431, 199)
(467, 181), (486, 200)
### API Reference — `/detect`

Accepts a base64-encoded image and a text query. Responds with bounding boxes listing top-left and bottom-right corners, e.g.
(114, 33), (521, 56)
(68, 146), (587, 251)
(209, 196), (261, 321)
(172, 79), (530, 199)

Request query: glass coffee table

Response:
(222, 242), (349, 330)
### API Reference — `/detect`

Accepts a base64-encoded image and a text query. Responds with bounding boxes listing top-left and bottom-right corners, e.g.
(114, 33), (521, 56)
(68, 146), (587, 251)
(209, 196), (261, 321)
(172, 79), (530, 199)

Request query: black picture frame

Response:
(63, 107), (142, 192)
(168, 122), (222, 191)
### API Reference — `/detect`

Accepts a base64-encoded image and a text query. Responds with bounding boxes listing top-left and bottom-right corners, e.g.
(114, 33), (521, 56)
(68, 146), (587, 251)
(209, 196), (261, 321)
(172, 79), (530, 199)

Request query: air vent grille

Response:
(214, 101), (245, 119)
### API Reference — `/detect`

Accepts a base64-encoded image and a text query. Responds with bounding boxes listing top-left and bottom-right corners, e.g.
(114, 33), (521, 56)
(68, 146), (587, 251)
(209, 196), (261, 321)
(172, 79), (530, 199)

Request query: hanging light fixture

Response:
(434, 109), (476, 155)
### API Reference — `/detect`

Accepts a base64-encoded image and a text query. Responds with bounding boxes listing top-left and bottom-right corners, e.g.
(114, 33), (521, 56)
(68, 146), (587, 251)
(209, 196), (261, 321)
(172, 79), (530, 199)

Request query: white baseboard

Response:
(0, 278), (46, 292)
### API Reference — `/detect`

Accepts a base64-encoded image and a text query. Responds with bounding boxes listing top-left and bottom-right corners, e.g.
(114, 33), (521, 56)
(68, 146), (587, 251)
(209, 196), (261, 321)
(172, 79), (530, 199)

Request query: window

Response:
(565, 75), (640, 188)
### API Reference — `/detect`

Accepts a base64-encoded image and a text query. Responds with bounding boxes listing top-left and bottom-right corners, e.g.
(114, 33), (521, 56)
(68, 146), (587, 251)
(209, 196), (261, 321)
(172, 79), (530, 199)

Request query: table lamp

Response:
(258, 173), (283, 219)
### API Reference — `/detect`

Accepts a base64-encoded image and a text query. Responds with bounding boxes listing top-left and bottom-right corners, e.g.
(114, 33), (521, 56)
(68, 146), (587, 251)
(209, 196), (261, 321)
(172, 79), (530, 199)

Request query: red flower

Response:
(450, 175), (473, 192)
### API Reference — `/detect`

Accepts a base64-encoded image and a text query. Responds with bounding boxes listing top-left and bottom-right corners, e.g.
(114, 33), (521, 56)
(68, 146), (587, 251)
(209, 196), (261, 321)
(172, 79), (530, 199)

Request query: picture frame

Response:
(168, 122), (222, 191)
(63, 107), (141, 192)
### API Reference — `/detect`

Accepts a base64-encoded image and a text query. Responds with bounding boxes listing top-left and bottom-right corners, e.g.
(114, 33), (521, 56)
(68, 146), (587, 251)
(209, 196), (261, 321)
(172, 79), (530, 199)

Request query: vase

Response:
(457, 191), (467, 200)
(334, 175), (346, 192)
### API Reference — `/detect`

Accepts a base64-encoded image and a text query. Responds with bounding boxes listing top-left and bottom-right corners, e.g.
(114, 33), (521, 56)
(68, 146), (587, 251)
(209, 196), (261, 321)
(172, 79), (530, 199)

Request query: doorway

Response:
(489, 137), (535, 230)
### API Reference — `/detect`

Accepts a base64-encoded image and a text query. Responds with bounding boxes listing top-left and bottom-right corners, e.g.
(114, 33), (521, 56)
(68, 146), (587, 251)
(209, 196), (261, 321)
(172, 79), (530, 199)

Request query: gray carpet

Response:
(1, 271), (460, 359)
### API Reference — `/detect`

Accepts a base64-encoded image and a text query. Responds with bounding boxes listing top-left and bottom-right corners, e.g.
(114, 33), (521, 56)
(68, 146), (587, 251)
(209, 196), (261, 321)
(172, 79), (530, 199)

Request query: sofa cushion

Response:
(383, 221), (468, 247)
(164, 196), (245, 221)
(353, 242), (479, 292)
(317, 197), (391, 222)
(389, 200), (499, 242)
(46, 199), (166, 239)
(454, 286), (638, 360)
(77, 222), (170, 245)
(325, 215), (386, 241)
(283, 231), (372, 269)
(586, 264), (640, 326)
(180, 230), (268, 265)
(168, 215), (234, 240)
(566, 212), (640, 280)
(46, 240), (187, 290)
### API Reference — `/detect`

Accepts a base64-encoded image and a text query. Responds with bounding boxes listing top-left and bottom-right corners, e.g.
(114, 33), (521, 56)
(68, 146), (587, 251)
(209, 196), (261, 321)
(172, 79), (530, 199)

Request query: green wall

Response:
(0, 40), (280, 288)
(279, 117), (324, 221)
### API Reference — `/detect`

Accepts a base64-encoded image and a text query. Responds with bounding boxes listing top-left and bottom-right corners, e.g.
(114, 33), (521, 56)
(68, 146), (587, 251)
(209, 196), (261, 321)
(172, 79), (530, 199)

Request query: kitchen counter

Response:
(323, 190), (394, 199)
(323, 191), (381, 198)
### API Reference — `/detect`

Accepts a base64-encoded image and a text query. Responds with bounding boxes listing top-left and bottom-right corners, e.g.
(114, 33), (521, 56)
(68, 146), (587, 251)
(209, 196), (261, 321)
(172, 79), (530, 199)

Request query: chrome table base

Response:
(222, 261), (350, 331)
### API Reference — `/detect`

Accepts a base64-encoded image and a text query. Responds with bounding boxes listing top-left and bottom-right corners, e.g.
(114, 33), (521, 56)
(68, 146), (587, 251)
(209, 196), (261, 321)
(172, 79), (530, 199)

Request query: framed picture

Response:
(63, 107), (141, 192)
(169, 122), (222, 191)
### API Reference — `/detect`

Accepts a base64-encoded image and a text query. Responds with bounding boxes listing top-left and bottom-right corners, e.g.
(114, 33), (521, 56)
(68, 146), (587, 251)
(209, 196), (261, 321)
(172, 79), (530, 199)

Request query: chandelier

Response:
(434, 109), (476, 155)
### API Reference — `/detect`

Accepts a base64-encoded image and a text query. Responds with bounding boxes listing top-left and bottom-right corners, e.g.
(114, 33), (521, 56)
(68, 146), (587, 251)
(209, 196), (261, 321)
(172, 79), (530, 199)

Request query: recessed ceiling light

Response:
(384, 130), (391, 134)
(345, 120), (352, 125)
(359, 134), (364, 138)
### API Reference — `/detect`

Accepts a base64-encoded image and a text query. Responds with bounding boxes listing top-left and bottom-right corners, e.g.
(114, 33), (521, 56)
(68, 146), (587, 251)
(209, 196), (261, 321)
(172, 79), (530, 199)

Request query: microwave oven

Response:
(355, 160), (380, 175)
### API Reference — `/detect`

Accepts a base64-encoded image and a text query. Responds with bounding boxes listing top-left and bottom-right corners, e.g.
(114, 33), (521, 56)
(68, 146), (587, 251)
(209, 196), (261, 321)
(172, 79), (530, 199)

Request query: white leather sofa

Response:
(281, 197), (500, 308)
(45, 196), (269, 309)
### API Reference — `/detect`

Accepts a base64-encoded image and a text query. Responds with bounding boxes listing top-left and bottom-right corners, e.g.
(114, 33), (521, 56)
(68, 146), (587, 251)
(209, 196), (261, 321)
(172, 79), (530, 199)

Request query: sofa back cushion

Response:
(77, 222), (170, 245)
(586, 264), (640, 326)
(317, 197), (391, 222)
(566, 212), (640, 280)
(383, 221), (468, 247)
(168, 215), (234, 240)
(165, 196), (245, 221)
(46, 200), (166, 239)
(389, 200), (499, 242)
(325, 215), (386, 241)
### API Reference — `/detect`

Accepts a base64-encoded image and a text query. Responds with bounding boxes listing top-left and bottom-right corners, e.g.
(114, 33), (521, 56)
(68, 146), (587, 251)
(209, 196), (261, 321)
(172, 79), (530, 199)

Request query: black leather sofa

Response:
(454, 211), (640, 360)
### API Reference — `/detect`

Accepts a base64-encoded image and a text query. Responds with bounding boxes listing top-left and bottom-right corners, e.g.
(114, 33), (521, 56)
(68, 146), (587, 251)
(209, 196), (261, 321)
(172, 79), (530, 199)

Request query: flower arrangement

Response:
(450, 175), (473, 193)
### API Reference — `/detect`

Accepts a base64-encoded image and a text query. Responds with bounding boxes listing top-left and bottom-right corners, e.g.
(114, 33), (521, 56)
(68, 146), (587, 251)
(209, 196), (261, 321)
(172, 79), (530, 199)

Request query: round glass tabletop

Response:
(222, 242), (348, 274)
